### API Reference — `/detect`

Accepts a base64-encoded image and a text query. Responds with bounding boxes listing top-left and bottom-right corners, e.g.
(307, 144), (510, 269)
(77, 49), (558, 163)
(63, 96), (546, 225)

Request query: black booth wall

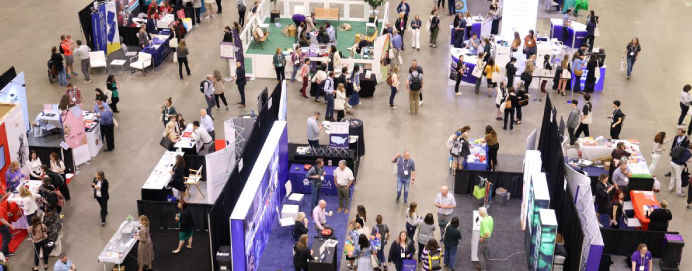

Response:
(29, 146), (75, 174)
(0, 67), (17, 91)
(208, 83), (283, 269)
(599, 228), (678, 258)
(453, 170), (523, 199)
(78, 4), (95, 49)
(137, 200), (212, 232)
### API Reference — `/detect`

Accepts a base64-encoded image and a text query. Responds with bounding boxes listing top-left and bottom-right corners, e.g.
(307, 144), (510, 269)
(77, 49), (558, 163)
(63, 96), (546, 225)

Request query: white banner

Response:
(205, 147), (236, 204)
(500, 0), (539, 38)
(4, 105), (30, 177)
(105, 0), (122, 55)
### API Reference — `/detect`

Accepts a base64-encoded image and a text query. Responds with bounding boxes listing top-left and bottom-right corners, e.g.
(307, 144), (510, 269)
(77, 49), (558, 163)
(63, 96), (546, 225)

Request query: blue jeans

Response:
(291, 65), (300, 82)
(627, 58), (636, 77)
(349, 90), (360, 106)
(389, 86), (397, 107)
(58, 69), (67, 86)
(311, 183), (322, 210)
(396, 177), (410, 202)
(679, 102), (689, 125)
(454, 30), (465, 48)
(325, 94), (334, 120)
(376, 244), (386, 267)
(444, 245), (458, 269)
(447, 0), (454, 14)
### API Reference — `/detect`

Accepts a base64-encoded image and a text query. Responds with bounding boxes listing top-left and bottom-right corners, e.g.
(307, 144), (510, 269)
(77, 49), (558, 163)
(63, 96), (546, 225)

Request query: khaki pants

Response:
(409, 90), (420, 114)
(337, 185), (350, 209)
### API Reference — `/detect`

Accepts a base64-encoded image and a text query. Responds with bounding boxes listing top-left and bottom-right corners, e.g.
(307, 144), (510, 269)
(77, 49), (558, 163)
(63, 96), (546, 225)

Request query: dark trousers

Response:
(610, 124), (622, 139)
(308, 139), (319, 149)
(275, 66), (285, 81)
(507, 76), (515, 90)
(405, 222), (416, 243)
(214, 93), (228, 108)
(336, 110), (345, 121)
(453, 30), (465, 48)
(488, 143), (499, 171)
(418, 242), (425, 262)
(437, 0), (445, 8)
(491, 19), (500, 35)
(516, 105), (523, 121)
(454, 73), (463, 93)
(584, 75), (596, 93)
(568, 127), (577, 145)
(238, 84), (246, 104)
(325, 94), (334, 120)
(447, 0), (454, 14)
(96, 196), (108, 223)
(210, 130), (216, 141)
(390, 86), (398, 106)
(503, 108), (515, 129)
(572, 75), (582, 92)
(523, 77), (533, 90)
(194, 8), (201, 24)
(679, 102), (689, 125)
(178, 57), (190, 79)
(239, 11), (246, 27)
(0, 225), (10, 254)
(562, 28), (569, 43)
(419, 90), (423, 101)
(583, 35), (595, 52)
(215, 0), (222, 13)
(205, 95), (215, 117)
(110, 97), (119, 112)
(575, 123), (589, 138)
(33, 239), (53, 267)
(103, 123), (115, 150)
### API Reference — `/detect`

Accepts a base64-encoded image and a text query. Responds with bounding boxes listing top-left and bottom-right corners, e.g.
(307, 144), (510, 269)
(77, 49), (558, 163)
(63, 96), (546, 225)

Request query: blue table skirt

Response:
(550, 24), (587, 49)
(572, 67), (606, 91)
(450, 54), (479, 84)
(449, 23), (481, 46)
(288, 164), (339, 195)
(142, 37), (171, 67)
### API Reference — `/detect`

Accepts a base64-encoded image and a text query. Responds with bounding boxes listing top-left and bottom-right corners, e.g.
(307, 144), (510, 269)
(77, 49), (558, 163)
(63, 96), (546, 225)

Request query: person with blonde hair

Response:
(389, 66), (400, 109)
(18, 185), (41, 226)
(91, 170), (110, 226)
(646, 200), (672, 232)
(212, 69), (229, 110)
(334, 83), (347, 121)
(136, 215), (155, 271)
(5, 160), (24, 192)
(164, 121), (180, 150)
(177, 39), (191, 79)
(273, 47), (287, 81)
(293, 234), (312, 271)
(558, 54), (571, 96)
(294, 212), (309, 240)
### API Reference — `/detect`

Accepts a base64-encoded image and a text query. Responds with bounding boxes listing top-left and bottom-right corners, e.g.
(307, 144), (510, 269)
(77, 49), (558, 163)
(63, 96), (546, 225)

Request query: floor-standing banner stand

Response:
(61, 105), (90, 166)
(500, 0), (538, 37)
(220, 41), (236, 81)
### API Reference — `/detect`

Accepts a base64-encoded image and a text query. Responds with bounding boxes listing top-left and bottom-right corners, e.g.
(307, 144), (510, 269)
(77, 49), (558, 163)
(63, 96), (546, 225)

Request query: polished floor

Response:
(0, 0), (690, 270)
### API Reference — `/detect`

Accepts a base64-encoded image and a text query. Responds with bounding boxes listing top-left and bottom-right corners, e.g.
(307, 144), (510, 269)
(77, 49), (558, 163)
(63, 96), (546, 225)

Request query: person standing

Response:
(595, 174), (614, 226)
(136, 215), (155, 271)
(30, 216), (52, 271)
(290, 45), (304, 83)
(623, 37), (641, 79)
(435, 185), (456, 240)
(335, 84), (347, 121)
(273, 47), (286, 81)
(443, 217), (462, 271)
(213, 69), (229, 110)
(391, 30), (403, 69)
(235, 61), (247, 108)
(333, 160), (354, 214)
(237, 0), (247, 27)
(454, 55), (466, 96)
(482, 125), (499, 171)
(371, 215), (390, 270)
(612, 162), (632, 195)
(502, 88), (518, 130)
(540, 54), (552, 93)
(575, 94), (592, 138)
(670, 143), (692, 197)
(475, 207), (493, 271)
(609, 100), (624, 139)
(172, 200), (194, 254)
(524, 30), (537, 59)
(421, 239), (442, 271)
(571, 53), (584, 93)
(505, 57), (517, 91)
(43, 208), (63, 257)
(567, 100), (580, 145)
(307, 158), (326, 211)
(51, 46), (67, 87)
(192, 121), (214, 155)
(200, 109), (215, 140)
(17, 186), (40, 231)
(293, 234), (312, 271)
(649, 132), (670, 173)
(0, 195), (13, 257)
(106, 75), (120, 113)
(406, 69), (423, 114)
(452, 13), (466, 48)
(349, 65), (362, 107)
(74, 40), (91, 83)
(417, 213), (437, 262)
(98, 105), (115, 152)
(306, 112), (322, 148)
(405, 202), (421, 241)
(201, 75), (215, 118)
(584, 53), (598, 94)
(204, 0), (215, 19)
(562, 9), (572, 43)
(192, 0), (202, 25)
(584, 16), (597, 52)
(177, 39), (191, 80)
(161, 97), (177, 127)
(631, 243), (653, 271)
(392, 151), (416, 206)
(91, 170), (109, 226)
(60, 35), (77, 78)
(429, 10), (440, 48)
(388, 231), (416, 271)
(410, 14), (422, 50)
(324, 72), (335, 121)
(389, 67), (400, 108)
(298, 58), (310, 98)
(484, 58), (499, 98)
(679, 85), (691, 127)
(646, 200), (672, 231)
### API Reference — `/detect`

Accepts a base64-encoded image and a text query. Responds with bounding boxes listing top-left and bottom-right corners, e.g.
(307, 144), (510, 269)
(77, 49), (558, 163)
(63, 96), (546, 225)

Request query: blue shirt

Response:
(99, 109), (114, 125)
(395, 157), (415, 180)
(563, 14), (569, 26)
(572, 59), (583, 72)
(392, 34), (403, 50)
(201, 114), (214, 132)
(94, 102), (109, 113)
(54, 259), (75, 271)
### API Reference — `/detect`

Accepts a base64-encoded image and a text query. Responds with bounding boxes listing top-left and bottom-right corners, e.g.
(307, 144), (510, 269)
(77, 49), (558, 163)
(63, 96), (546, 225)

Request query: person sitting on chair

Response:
(326, 22), (336, 42)
(299, 28), (310, 47)
(347, 35), (371, 58)
(316, 26), (330, 44)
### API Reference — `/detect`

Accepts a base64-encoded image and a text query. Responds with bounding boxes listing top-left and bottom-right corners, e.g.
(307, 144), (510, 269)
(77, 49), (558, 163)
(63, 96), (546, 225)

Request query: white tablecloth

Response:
(577, 138), (651, 177)
(35, 110), (61, 130)
(142, 151), (183, 190)
(98, 221), (141, 265)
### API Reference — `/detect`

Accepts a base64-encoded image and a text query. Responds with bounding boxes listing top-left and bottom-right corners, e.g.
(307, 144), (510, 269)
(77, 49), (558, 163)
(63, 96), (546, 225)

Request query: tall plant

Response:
(364, 0), (385, 10)
(270, 0), (278, 11)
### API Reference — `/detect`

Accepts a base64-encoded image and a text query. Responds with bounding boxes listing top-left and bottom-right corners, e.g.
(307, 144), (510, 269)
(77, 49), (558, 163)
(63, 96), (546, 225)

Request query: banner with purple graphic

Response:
(104, 0), (121, 55)
(91, 3), (108, 52)
(572, 67), (606, 91)
(329, 122), (349, 148)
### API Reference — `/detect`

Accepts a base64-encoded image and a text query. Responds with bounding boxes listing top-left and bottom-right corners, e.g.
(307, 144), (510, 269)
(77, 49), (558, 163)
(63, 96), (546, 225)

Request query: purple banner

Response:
(92, 3), (108, 51)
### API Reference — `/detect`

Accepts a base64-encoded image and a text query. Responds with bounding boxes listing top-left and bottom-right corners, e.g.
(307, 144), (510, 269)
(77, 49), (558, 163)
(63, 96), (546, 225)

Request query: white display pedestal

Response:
(471, 210), (482, 261)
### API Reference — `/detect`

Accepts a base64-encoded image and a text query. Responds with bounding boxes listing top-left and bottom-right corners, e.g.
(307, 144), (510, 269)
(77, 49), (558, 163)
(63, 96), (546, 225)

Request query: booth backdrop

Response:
(137, 200), (211, 231)
(453, 170), (523, 199)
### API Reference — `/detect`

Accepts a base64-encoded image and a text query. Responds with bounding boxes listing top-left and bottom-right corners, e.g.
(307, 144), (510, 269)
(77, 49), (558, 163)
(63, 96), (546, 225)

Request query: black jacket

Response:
(51, 53), (64, 72)
(92, 178), (110, 200)
(646, 209), (672, 232)
(223, 31), (233, 42)
(236, 67), (247, 86)
(595, 182), (610, 203)
(170, 165), (186, 192)
(293, 244), (312, 269)
(388, 240), (415, 265)
(179, 208), (194, 232)
(294, 220), (309, 239)
(671, 135), (689, 150)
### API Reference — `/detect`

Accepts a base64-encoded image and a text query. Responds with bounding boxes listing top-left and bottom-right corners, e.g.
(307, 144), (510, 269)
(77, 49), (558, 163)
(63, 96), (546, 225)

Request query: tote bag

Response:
(402, 259), (417, 271)
(491, 67), (501, 83)
(472, 65), (484, 78)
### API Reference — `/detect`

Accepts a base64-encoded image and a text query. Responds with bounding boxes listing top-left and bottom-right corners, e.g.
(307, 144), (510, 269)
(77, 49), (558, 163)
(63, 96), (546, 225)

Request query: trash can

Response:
(495, 188), (510, 205)
(216, 246), (231, 270)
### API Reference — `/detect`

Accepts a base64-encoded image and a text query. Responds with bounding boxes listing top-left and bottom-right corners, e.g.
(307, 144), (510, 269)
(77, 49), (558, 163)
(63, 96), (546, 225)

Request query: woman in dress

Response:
(28, 150), (44, 180)
(348, 65), (362, 107)
(558, 55), (571, 96)
(91, 170), (109, 226)
(169, 155), (187, 196)
(388, 230), (415, 271)
(293, 234), (312, 271)
(334, 84), (347, 121)
(136, 215), (155, 271)
(30, 216), (51, 271)
(18, 186), (41, 227)
(610, 189), (624, 228)
(212, 69), (229, 110)
(161, 97), (177, 127)
(355, 234), (374, 271)
(173, 199), (194, 254)
(595, 174), (613, 226)
(106, 74), (120, 113)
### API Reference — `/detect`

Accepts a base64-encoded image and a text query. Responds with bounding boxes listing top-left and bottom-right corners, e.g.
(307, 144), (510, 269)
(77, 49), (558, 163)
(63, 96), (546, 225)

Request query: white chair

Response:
(130, 52), (153, 76)
(281, 203), (300, 221)
(565, 148), (579, 161)
(183, 165), (205, 200)
(285, 181), (304, 203)
(365, 16), (378, 36)
(121, 44), (138, 59)
(89, 51), (108, 73)
(275, 207), (295, 236)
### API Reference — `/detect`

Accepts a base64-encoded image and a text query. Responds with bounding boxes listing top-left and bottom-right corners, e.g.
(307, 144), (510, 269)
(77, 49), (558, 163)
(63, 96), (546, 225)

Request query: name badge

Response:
(630, 52), (634, 56)
(320, 176), (324, 181)
(404, 170), (409, 176)
(401, 252), (405, 258)
(639, 266), (644, 271)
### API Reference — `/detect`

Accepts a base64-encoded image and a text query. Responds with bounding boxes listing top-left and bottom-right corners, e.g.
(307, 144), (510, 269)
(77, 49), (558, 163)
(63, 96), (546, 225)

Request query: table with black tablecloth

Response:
(289, 143), (359, 177)
(288, 164), (338, 195)
(308, 237), (338, 271)
(358, 72), (377, 97)
(342, 118), (365, 157)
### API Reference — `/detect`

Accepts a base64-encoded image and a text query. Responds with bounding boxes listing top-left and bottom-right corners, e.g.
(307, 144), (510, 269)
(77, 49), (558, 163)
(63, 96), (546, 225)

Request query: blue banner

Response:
(92, 3), (108, 52)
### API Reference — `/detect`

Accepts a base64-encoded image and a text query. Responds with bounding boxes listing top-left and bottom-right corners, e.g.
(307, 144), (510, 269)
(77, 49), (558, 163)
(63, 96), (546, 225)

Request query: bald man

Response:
(312, 199), (332, 231)
(435, 185), (456, 240)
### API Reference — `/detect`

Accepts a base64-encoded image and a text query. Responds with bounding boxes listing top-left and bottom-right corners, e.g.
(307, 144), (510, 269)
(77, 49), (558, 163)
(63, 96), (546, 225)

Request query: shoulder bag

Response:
(160, 132), (174, 150)
(491, 66), (501, 83)
(471, 65), (484, 78)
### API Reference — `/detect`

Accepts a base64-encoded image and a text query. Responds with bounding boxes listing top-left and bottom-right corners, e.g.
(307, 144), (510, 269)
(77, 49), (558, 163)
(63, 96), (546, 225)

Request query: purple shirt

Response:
(5, 169), (24, 192)
(631, 251), (652, 271)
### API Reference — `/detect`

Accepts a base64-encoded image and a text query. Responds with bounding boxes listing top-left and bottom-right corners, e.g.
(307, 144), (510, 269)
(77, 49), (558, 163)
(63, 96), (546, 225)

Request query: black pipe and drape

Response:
(137, 200), (212, 232)
(453, 170), (523, 199)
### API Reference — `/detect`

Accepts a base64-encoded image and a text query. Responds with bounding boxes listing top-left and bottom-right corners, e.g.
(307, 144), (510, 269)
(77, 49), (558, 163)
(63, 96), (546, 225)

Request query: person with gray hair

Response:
(475, 207), (494, 271)
(434, 185), (456, 240)
(202, 74), (215, 118)
(307, 112), (323, 148)
(334, 160), (355, 214)
(392, 151), (416, 206)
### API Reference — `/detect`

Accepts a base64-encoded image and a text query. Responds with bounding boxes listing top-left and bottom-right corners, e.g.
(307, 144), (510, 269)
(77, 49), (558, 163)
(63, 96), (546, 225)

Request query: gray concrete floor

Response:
(0, 0), (690, 270)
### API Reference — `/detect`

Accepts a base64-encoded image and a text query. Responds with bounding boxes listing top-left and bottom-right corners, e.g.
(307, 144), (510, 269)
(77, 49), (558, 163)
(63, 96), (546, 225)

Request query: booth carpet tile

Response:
(246, 18), (381, 57)
(258, 193), (351, 271)
(449, 195), (527, 271)
(121, 230), (211, 271)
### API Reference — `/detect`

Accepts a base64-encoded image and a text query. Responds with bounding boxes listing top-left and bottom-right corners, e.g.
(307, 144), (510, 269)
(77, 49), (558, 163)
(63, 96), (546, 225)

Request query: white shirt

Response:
(435, 192), (456, 215)
(334, 166), (354, 186)
(74, 45), (91, 60)
(201, 114), (214, 133)
(193, 127), (213, 144)
(28, 158), (43, 178)
(313, 205), (327, 230)
(95, 180), (103, 197)
(324, 78), (334, 94)
(681, 91), (691, 106)
(18, 191), (41, 215)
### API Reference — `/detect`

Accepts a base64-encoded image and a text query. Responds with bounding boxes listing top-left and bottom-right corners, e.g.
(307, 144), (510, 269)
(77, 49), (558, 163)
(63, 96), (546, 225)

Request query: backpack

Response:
(51, 190), (66, 207)
(410, 73), (422, 90)
(200, 80), (208, 93)
(386, 73), (393, 86)
(427, 249), (442, 270)
(59, 42), (66, 54)
(671, 146), (686, 159)
(238, 2), (247, 13)
(450, 138), (465, 157)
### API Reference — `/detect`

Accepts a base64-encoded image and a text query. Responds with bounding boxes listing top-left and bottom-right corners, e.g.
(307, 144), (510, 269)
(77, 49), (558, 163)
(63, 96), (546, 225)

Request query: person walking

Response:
(502, 87), (518, 130)
(505, 57), (517, 91)
(335, 84), (347, 121)
(98, 105), (115, 151)
(349, 65), (362, 107)
(428, 10), (440, 48)
(307, 158), (325, 211)
(679, 84), (692, 127)
(389, 67), (400, 108)
(649, 132), (670, 173)
(324, 72), (335, 121)
(235, 61), (247, 108)
(306, 112), (322, 148)
(290, 45), (304, 82)
(417, 213), (437, 262)
(30, 216), (52, 271)
(334, 160), (354, 214)
(177, 40), (191, 80)
(237, 0), (247, 27)
(670, 143), (692, 197)
(74, 40), (91, 83)
(91, 170), (109, 226)
(392, 151), (416, 206)
(105, 75), (120, 113)
(136, 215), (155, 271)
(475, 207), (493, 271)
(575, 94), (592, 138)
(435, 186), (456, 239)
(609, 100), (624, 139)
(410, 14), (422, 50)
(388, 231), (416, 271)
(454, 55), (466, 96)
(202, 74), (215, 118)
(482, 125), (499, 171)
(391, 30), (403, 70)
(395, 12), (408, 49)
(584, 16), (597, 52)
(354, 234), (374, 271)
(484, 58), (499, 97)
(443, 217), (462, 271)
(298, 59), (310, 98)
(51, 47), (67, 87)
(371, 215), (390, 270)
(567, 100), (580, 145)
(406, 69), (423, 114)
(293, 234), (312, 271)
(623, 37), (641, 79)
(405, 202), (421, 240)
(172, 200), (194, 254)
(213, 69), (229, 110)
(273, 47), (286, 81)
(420, 239), (442, 271)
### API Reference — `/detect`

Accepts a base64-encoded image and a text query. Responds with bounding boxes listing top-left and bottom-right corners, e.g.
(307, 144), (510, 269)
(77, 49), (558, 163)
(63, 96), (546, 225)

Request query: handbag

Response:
(449, 71), (458, 81)
(491, 69), (501, 83)
(620, 59), (625, 72)
(389, 49), (395, 59)
(473, 185), (486, 199)
(160, 133), (174, 150)
(520, 71), (530, 81)
(575, 69), (583, 77)
(371, 254), (380, 267)
(169, 38), (178, 48)
(683, 169), (690, 188)
(594, 27), (600, 37)
(472, 65), (483, 78)
(540, 67), (551, 77)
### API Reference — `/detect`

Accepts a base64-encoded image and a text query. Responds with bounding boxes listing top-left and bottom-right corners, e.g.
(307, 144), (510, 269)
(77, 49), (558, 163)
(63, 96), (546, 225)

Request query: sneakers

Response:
(455, 92), (462, 96)
(390, 106), (397, 109)
(84, 80), (92, 84)
(204, 16), (211, 19)
(419, 101), (423, 106)
(403, 201), (408, 207)
(432, 44), (437, 48)
(71, 72), (79, 76)
(216, 107), (220, 110)
(395, 197), (399, 203)
(677, 193), (686, 197)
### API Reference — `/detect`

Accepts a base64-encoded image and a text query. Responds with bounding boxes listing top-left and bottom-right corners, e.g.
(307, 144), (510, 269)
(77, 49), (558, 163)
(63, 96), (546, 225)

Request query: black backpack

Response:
(59, 42), (66, 54)
(200, 80), (208, 93)
(238, 2), (247, 13)
(671, 146), (686, 159)
(410, 73), (422, 90)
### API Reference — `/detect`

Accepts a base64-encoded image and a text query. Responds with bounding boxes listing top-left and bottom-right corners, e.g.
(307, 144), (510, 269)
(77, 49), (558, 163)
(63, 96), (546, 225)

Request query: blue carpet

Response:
(259, 191), (353, 271)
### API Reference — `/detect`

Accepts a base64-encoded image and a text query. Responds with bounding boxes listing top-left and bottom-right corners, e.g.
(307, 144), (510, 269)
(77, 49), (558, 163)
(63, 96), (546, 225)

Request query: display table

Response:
(466, 139), (489, 171)
(308, 237), (338, 271)
(174, 124), (200, 155)
(98, 220), (141, 270)
(141, 33), (172, 67)
(549, 18), (587, 49)
(157, 14), (175, 29)
(288, 164), (338, 195)
(471, 210), (481, 261)
(449, 16), (489, 45)
(577, 138), (651, 177)
(450, 48), (480, 84)
(35, 109), (61, 131)
(142, 151), (183, 201)
(289, 143), (359, 173)
(359, 71), (377, 98)
(630, 190), (658, 231)
(7, 180), (42, 229)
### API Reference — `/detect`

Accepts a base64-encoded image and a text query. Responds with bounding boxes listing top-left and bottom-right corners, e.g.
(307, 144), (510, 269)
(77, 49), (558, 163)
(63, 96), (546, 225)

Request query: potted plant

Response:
(270, 0), (280, 23)
(364, 0), (385, 23)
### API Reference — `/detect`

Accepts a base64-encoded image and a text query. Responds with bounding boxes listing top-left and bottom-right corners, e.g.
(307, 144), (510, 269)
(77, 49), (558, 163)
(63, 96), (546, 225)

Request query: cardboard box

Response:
(495, 188), (510, 205)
